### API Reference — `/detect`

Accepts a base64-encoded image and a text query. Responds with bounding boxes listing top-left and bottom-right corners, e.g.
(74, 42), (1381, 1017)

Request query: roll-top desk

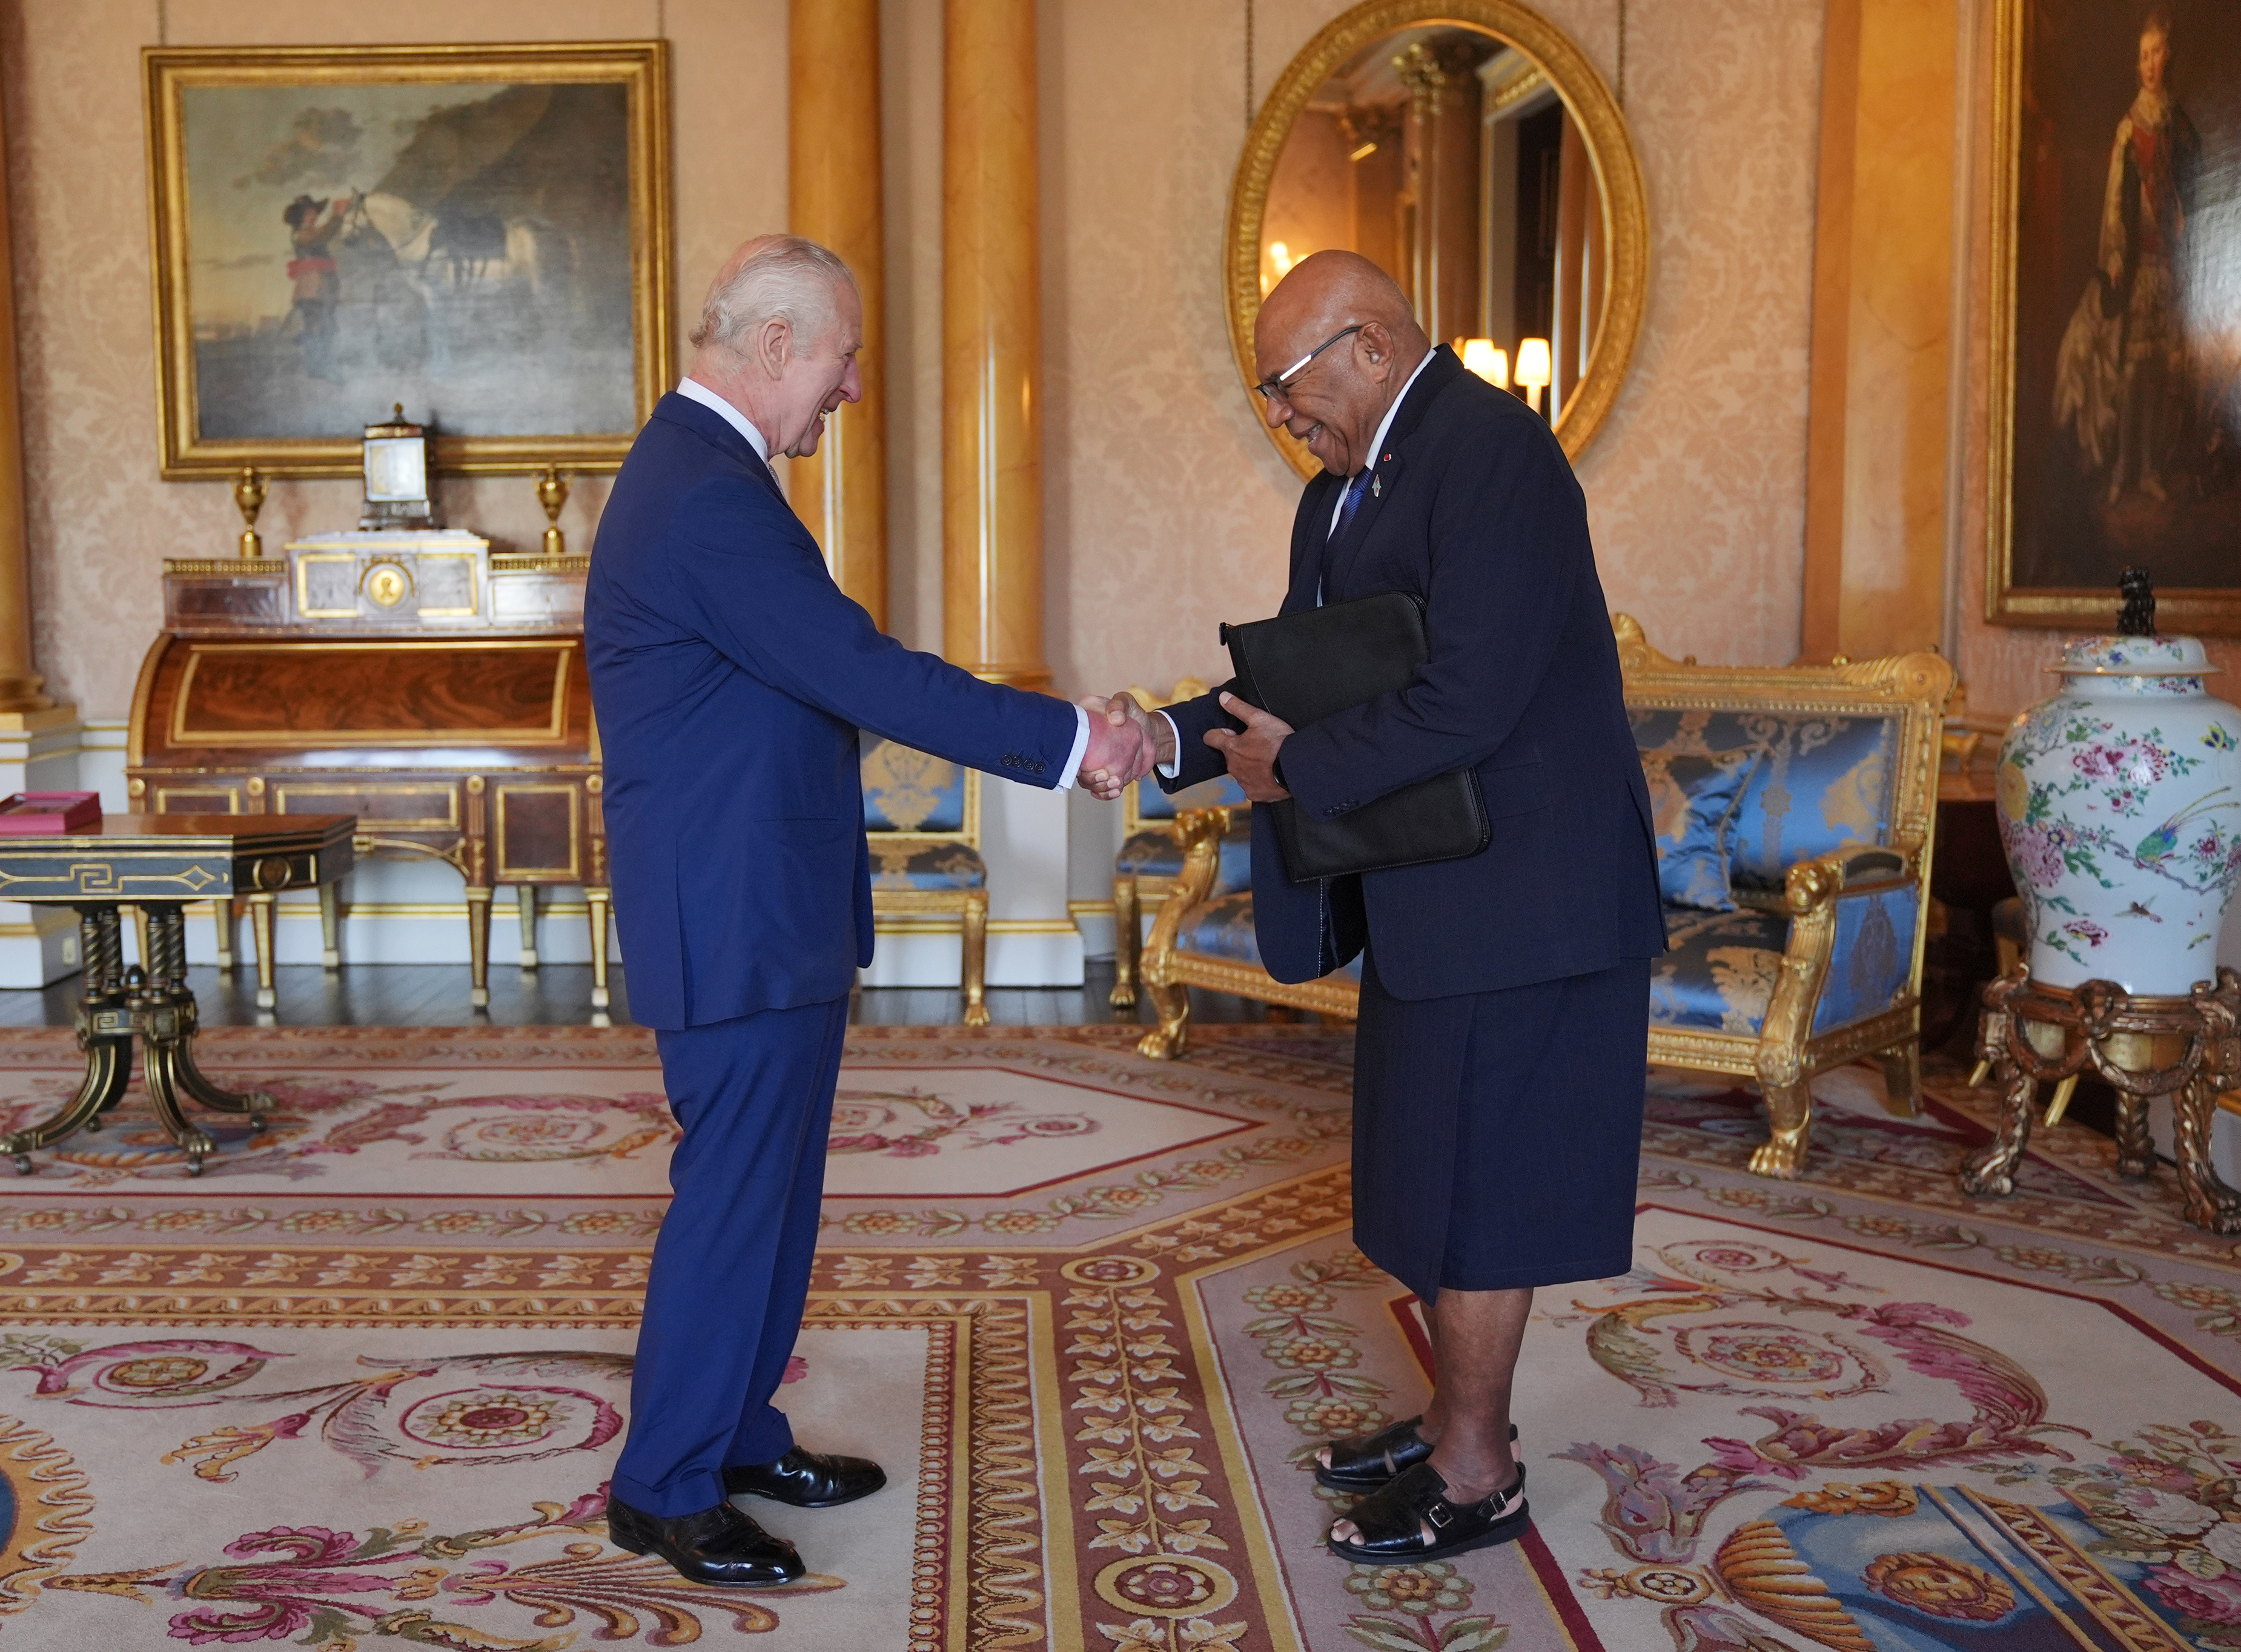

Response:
(128, 534), (607, 1011)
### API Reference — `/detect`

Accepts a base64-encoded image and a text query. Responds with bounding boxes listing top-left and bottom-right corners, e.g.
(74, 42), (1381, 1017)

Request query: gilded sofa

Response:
(1134, 615), (1954, 1179)
(862, 738), (991, 1025)
(1108, 679), (1253, 1010)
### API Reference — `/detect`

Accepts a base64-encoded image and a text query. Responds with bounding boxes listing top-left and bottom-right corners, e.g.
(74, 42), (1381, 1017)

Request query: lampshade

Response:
(1513, 337), (1552, 388)
(1459, 339), (1509, 388)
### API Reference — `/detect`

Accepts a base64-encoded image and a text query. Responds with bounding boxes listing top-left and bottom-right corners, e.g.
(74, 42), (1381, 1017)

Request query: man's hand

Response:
(1097, 692), (1176, 772)
(1204, 692), (1294, 802)
(1077, 696), (1156, 801)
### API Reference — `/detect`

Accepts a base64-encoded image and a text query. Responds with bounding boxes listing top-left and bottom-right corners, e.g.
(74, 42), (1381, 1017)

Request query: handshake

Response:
(1070, 691), (1297, 805)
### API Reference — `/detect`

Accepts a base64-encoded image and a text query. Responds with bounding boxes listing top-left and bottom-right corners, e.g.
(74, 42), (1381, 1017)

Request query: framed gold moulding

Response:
(1984, 0), (2241, 631)
(1226, 0), (1649, 481)
(145, 42), (674, 480)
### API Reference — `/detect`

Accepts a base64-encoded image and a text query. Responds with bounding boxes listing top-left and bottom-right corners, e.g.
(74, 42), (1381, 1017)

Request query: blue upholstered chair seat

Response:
(868, 841), (987, 893)
(1116, 819), (1253, 892)
(1179, 892), (1364, 983)
(1650, 888), (1918, 1037)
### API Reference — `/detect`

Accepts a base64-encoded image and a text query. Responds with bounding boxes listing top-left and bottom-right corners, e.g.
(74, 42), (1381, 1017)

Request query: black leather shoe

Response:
(1315, 1418), (1516, 1492)
(1328, 1461), (1531, 1562)
(723, 1446), (887, 1508)
(608, 1496), (804, 1587)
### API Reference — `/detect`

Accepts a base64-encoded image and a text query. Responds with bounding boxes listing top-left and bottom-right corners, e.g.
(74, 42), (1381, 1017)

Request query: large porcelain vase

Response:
(1996, 634), (2241, 996)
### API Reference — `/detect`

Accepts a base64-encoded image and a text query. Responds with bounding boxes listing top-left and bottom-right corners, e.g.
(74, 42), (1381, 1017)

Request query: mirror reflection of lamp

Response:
(1458, 338), (1509, 389)
(1513, 337), (1552, 414)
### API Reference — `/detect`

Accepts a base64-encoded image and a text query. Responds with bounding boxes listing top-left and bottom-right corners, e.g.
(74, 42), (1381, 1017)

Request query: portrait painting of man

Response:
(146, 46), (670, 477)
(1994, 1), (2241, 624)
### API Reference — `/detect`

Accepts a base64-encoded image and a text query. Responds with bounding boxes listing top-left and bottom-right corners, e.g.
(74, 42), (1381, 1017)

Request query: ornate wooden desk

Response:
(131, 541), (607, 1011)
(0, 814), (354, 1175)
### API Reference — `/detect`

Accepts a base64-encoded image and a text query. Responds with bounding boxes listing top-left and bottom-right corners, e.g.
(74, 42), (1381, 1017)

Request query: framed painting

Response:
(144, 42), (672, 480)
(1987, 1), (2241, 629)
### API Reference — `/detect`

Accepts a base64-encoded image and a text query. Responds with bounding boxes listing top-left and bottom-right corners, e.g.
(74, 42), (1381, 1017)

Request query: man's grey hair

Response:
(689, 236), (856, 354)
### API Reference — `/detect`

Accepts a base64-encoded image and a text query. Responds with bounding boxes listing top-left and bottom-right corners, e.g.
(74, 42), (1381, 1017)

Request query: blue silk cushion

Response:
(862, 738), (968, 833)
(1630, 710), (1902, 893)
(1179, 892), (1363, 984)
(867, 841), (986, 893)
(1116, 817), (1253, 894)
(1647, 892), (1918, 1038)
(1634, 711), (1764, 910)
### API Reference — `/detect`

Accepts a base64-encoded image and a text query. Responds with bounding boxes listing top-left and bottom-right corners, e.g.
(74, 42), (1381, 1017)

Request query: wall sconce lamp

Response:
(1513, 337), (1552, 413)
(1262, 240), (1298, 297)
(1348, 139), (1379, 162)
(1458, 338), (1509, 389)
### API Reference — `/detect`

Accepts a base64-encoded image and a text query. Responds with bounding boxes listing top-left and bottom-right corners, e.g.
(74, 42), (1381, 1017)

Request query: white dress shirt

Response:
(677, 378), (1091, 789)
(1153, 347), (1438, 779)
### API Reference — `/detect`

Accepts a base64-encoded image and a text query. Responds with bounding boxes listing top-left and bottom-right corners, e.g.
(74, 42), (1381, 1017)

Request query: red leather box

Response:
(0, 792), (102, 834)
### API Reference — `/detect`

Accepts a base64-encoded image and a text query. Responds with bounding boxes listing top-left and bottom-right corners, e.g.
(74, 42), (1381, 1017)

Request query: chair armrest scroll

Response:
(1783, 840), (1918, 914)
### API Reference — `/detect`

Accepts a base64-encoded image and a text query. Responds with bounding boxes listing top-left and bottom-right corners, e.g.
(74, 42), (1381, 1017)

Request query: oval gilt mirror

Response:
(1228, 0), (1649, 480)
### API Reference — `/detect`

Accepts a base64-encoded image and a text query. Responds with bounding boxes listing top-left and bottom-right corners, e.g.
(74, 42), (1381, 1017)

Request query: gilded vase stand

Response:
(0, 814), (354, 1177)
(1964, 969), (2241, 1234)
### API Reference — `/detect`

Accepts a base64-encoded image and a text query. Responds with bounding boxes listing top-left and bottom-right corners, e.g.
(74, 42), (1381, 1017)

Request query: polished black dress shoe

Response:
(1314, 1417), (1516, 1492)
(608, 1496), (804, 1587)
(1328, 1461), (1530, 1562)
(723, 1446), (887, 1508)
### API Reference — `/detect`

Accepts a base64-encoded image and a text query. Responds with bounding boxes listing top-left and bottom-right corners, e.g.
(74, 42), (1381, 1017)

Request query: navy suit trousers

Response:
(611, 996), (850, 1517)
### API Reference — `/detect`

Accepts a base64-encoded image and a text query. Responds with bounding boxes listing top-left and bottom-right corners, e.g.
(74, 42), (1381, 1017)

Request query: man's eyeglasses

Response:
(1254, 324), (1365, 401)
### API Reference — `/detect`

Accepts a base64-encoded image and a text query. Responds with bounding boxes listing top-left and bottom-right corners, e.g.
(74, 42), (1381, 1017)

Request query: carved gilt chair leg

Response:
(959, 893), (991, 1028)
(1110, 875), (1140, 1009)
(318, 882), (343, 971)
(2041, 1074), (2079, 1127)
(1960, 1062), (2039, 1196)
(1873, 1040), (1922, 1117)
(516, 885), (540, 970)
(1750, 1074), (1814, 1179)
(2171, 1074), (2241, 1234)
(246, 893), (277, 1011)
(464, 885), (493, 1009)
(1136, 976), (1190, 1060)
(2113, 1089), (2157, 1180)
(586, 887), (612, 1014)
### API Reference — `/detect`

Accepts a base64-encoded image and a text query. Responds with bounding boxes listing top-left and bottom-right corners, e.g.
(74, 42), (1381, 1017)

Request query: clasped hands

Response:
(1074, 691), (1294, 804)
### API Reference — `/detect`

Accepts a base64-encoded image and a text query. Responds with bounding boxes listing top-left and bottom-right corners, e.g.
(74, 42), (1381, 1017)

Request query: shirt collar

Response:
(677, 377), (771, 464)
(1361, 348), (1436, 474)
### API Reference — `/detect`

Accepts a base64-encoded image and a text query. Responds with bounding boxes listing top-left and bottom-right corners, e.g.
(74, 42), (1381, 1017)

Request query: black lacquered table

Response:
(0, 813), (355, 1175)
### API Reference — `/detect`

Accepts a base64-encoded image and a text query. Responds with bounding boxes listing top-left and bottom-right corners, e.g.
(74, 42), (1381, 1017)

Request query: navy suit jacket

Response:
(585, 393), (1079, 1029)
(1164, 346), (1666, 1000)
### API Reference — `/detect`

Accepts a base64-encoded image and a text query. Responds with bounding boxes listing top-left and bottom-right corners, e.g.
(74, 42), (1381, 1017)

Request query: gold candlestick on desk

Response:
(233, 466), (267, 558)
(537, 465), (569, 557)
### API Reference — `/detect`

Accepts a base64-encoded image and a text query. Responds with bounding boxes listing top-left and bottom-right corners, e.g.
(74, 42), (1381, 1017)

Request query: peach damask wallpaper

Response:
(3, 0), (1825, 719)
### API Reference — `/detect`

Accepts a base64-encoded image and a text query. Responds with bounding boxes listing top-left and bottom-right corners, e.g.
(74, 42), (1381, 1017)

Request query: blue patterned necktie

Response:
(1331, 468), (1372, 540)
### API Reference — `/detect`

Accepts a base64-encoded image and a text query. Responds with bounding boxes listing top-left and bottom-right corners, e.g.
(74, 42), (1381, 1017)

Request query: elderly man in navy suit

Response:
(1107, 251), (1664, 1565)
(586, 235), (1154, 1586)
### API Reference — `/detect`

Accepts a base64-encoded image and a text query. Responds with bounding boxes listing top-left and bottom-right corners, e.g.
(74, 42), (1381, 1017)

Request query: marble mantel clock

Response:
(359, 405), (437, 530)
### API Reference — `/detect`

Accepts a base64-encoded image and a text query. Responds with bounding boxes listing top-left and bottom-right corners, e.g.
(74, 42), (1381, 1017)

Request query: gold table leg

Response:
(318, 882), (343, 971)
(516, 885), (539, 970)
(586, 886), (612, 1020)
(1109, 876), (1139, 1009)
(465, 885), (492, 1009)
(4, 906), (132, 1173)
(246, 892), (277, 1011)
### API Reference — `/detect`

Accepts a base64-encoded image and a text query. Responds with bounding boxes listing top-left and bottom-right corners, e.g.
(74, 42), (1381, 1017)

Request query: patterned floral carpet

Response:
(0, 1022), (2231, 1650)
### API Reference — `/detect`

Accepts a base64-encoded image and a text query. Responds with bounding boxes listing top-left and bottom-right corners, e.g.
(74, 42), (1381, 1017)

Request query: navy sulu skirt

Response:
(1348, 950), (1652, 1303)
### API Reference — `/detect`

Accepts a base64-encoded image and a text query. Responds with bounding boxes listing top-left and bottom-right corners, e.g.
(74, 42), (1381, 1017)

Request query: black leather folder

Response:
(1220, 591), (1490, 883)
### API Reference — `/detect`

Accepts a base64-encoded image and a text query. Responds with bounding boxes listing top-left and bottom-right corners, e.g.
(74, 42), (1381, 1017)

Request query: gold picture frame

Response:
(144, 42), (674, 480)
(1225, 0), (1649, 481)
(1984, 0), (2241, 631)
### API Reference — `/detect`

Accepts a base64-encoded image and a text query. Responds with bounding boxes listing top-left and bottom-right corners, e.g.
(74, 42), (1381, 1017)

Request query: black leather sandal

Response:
(1313, 1418), (1515, 1492)
(1326, 1460), (1529, 1562)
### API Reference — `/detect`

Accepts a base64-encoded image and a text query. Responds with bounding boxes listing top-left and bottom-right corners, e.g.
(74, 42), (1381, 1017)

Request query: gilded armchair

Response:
(1619, 615), (1953, 1177)
(861, 738), (991, 1026)
(1108, 678), (1252, 1010)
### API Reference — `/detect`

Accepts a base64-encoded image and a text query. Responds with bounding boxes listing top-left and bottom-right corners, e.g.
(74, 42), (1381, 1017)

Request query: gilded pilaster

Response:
(941, 0), (1048, 688)
(0, 75), (51, 715)
(789, 0), (889, 629)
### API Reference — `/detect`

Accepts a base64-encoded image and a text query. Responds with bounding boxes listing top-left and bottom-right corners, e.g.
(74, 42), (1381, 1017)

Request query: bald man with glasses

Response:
(1106, 250), (1665, 1565)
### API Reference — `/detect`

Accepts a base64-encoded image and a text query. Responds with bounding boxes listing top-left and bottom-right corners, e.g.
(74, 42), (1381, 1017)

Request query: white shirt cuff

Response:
(1054, 704), (1091, 790)
(1155, 711), (1183, 781)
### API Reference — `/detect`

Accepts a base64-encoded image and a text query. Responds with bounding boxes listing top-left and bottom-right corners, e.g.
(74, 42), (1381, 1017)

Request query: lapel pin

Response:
(1372, 475), (1382, 497)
